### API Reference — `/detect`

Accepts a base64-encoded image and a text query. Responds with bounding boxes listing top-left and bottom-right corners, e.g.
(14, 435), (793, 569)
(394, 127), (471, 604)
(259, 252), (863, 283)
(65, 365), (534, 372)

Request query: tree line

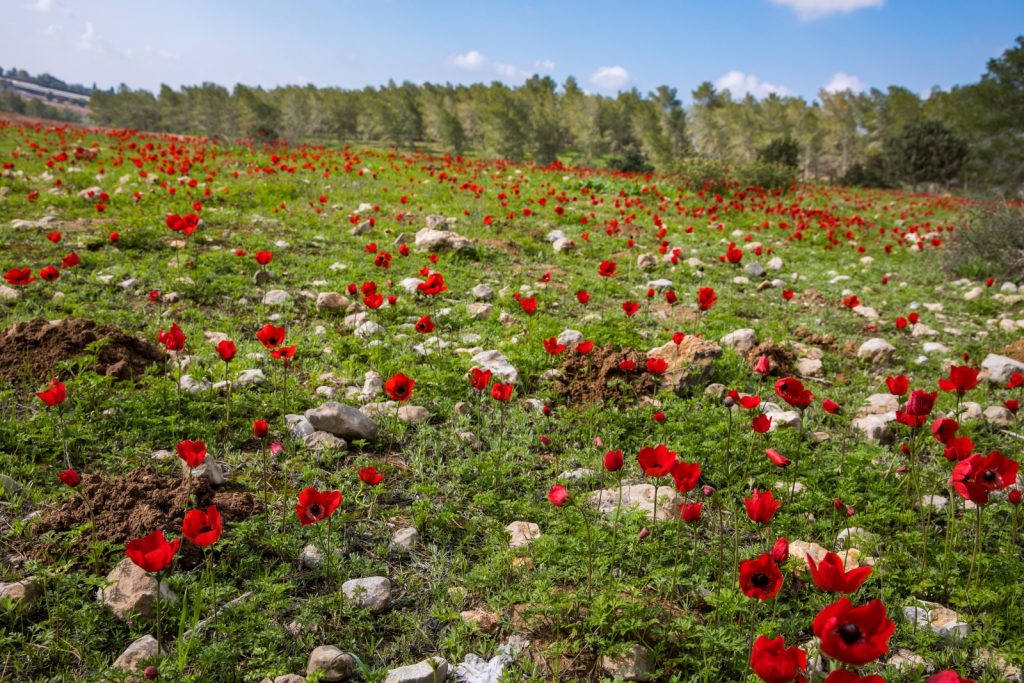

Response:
(7, 38), (1024, 192)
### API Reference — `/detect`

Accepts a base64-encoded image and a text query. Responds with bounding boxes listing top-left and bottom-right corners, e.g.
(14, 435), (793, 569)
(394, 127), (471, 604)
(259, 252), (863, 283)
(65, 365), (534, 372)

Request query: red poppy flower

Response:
(176, 439), (207, 469)
(652, 411), (666, 423)
(47, 231), (62, 244)
(646, 357), (668, 374)
(752, 414), (773, 434)
(543, 337), (566, 355)
(598, 260), (617, 277)
(670, 460), (701, 493)
(1009, 489), (1022, 505)
(1005, 399), (1020, 413)
(822, 399), (841, 415)
(39, 265), (60, 282)
(739, 553), (784, 600)
(125, 530), (180, 573)
(59, 468), (81, 487)
(637, 444), (677, 477)
(619, 358), (636, 372)
(148, 290), (160, 302)
(807, 551), (873, 594)
(469, 367), (492, 391)
(750, 635), (806, 683)
(374, 252), (392, 268)
(1008, 371), (1023, 389)
(781, 290), (794, 300)
(905, 389), (937, 417)
(415, 315), (435, 334)
(519, 296), (538, 314)
(622, 301), (639, 316)
(182, 506), (222, 547)
(361, 281), (378, 296)
(672, 331), (686, 345)
(754, 355), (772, 375)
(603, 449), (623, 471)
(938, 365), (980, 395)
(771, 537), (789, 564)
(547, 483), (569, 507)
(362, 292), (382, 309)
(931, 418), (958, 445)
(765, 448), (790, 467)
(4, 267), (36, 286)
(294, 488), (342, 525)
(255, 251), (273, 266)
(359, 466), (384, 485)
(271, 345), (297, 365)
(109, 232), (120, 242)
(417, 273), (447, 295)
(812, 597), (895, 666)
(952, 451), (1019, 505)
(665, 290), (678, 304)
(491, 383), (514, 401)
(725, 243), (743, 264)
(885, 375), (909, 396)
(36, 378), (66, 406)
(681, 502), (703, 522)
(158, 323), (186, 352)
(744, 489), (781, 524)
(895, 317), (908, 330)
(216, 340), (236, 362)
(385, 372), (415, 401)
(943, 435), (974, 461)
(925, 672), (975, 683)
(824, 671), (885, 683)
(774, 377), (814, 408)
(577, 341), (594, 354)
(253, 419), (268, 438)
(61, 252), (81, 269)
(256, 324), (286, 349)
(842, 295), (860, 309)
(576, 290), (590, 304)
(697, 287), (717, 311)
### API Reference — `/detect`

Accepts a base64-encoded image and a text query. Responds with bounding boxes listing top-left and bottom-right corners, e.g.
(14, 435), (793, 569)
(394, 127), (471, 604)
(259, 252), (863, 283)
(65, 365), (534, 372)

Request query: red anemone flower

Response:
(739, 553), (784, 600)
(255, 251), (273, 266)
(491, 383), (514, 401)
(646, 357), (668, 374)
(253, 419), (268, 438)
(938, 365), (980, 395)
(824, 672), (886, 683)
(39, 265), (60, 281)
(158, 323), (186, 352)
(125, 530), (180, 573)
(885, 375), (909, 396)
(4, 267), (36, 286)
(597, 260), (617, 277)
(813, 597), (895, 666)
(294, 488), (342, 525)
(765, 448), (790, 467)
(384, 372), (415, 401)
(931, 418), (959, 445)
(216, 340), (237, 362)
(925, 672), (975, 683)
(415, 315), (435, 334)
(359, 466), (384, 485)
(271, 345), (297, 365)
(256, 324), (286, 349)
(681, 502), (703, 522)
(469, 367), (492, 391)
(59, 468), (81, 487)
(806, 551), (873, 594)
(952, 451), (1019, 505)
(547, 483), (569, 507)
(637, 444), (677, 477)
(744, 489), (781, 524)
(176, 439), (207, 469)
(697, 287), (717, 311)
(774, 377), (814, 408)
(622, 301), (639, 316)
(182, 506), (222, 548)
(417, 273), (447, 295)
(670, 460), (701, 493)
(543, 337), (566, 355)
(36, 378), (66, 406)
(752, 414), (773, 434)
(750, 635), (806, 683)
(603, 449), (624, 471)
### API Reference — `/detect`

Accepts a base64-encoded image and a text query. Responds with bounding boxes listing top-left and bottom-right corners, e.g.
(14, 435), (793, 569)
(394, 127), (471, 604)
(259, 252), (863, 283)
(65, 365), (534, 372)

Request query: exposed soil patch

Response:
(746, 341), (796, 377)
(36, 468), (262, 566)
(798, 289), (828, 307)
(555, 345), (659, 406)
(1002, 338), (1024, 363)
(0, 318), (165, 384)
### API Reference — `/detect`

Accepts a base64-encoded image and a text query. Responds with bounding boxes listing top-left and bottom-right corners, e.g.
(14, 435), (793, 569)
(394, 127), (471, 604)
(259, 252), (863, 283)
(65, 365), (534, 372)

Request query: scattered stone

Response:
(886, 649), (931, 674)
(552, 237), (575, 253)
(461, 609), (500, 634)
(721, 328), (758, 356)
(457, 431), (482, 449)
(767, 257), (784, 270)
(744, 263), (766, 278)
(471, 284), (493, 300)
(299, 545), (327, 569)
(588, 484), (680, 521)
(0, 285), (21, 302)
(98, 557), (177, 621)
(922, 495), (948, 512)
(903, 600), (971, 640)
(0, 474), (21, 497)
(636, 253), (658, 271)
(467, 303), (492, 320)
(263, 290), (290, 305)
(397, 405), (430, 424)
(361, 371), (383, 399)
(391, 527), (418, 552)
(306, 646), (356, 681)
(191, 453), (226, 486)
(355, 321), (384, 339)
(470, 349), (519, 383)
(305, 402), (379, 441)
(341, 576), (392, 613)
(316, 292), (349, 312)
(286, 414), (315, 440)
(383, 657), (449, 683)
(984, 405), (1014, 427)
(304, 431), (347, 451)
(922, 342), (950, 355)
(112, 634), (161, 672)
(647, 336), (722, 396)
(505, 521), (541, 548)
(836, 527), (875, 548)
(982, 354), (1024, 385)
(0, 577), (40, 606)
(852, 305), (879, 320)
(415, 227), (474, 252)
(857, 338), (896, 363)
(761, 402), (802, 431)
(453, 402), (471, 416)
(600, 644), (652, 681)
(964, 287), (984, 300)
(796, 358), (822, 376)
(234, 368), (266, 387)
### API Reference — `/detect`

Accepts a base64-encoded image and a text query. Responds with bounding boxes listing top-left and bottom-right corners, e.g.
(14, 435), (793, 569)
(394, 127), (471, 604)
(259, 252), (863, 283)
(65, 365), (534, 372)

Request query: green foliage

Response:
(886, 119), (968, 188)
(943, 203), (1024, 280)
(757, 136), (800, 168)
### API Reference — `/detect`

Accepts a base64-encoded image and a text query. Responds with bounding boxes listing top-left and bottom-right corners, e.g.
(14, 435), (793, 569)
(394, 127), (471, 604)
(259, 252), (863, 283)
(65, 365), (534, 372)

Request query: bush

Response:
(840, 153), (895, 188)
(670, 156), (731, 192)
(943, 203), (1024, 281)
(758, 136), (799, 168)
(735, 159), (798, 191)
(606, 146), (653, 174)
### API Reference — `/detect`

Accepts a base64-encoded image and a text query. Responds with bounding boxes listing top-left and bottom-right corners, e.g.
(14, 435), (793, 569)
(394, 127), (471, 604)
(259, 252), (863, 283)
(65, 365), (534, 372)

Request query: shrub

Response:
(943, 203), (1024, 281)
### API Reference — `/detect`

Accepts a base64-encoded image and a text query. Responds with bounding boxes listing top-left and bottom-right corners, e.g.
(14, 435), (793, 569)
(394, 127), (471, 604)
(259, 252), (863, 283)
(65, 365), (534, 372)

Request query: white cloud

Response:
(823, 71), (867, 93)
(451, 50), (486, 70)
(41, 23), (60, 36)
(76, 21), (94, 50)
(25, 0), (54, 12)
(770, 0), (883, 20)
(714, 70), (792, 98)
(495, 63), (527, 80)
(590, 65), (630, 90)
(534, 59), (556, 72)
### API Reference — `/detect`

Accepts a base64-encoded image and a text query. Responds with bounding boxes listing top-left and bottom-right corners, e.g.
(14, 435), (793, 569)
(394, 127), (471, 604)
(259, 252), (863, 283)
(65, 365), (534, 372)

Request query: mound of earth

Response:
(745, 340), (796, 377)
(555, 345), (659, 406)
(36, 468), (262, 566)
(1003, 338), (1024, 363)
(0, 318), (164, 384)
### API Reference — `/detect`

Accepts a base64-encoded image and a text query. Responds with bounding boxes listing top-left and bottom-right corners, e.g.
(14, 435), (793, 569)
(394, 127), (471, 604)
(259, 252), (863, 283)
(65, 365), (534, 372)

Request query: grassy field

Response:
(0, 120), (1021, 682)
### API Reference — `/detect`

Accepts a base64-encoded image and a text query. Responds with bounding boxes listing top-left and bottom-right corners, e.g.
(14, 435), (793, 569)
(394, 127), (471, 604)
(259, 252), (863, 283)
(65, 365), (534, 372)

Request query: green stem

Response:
(610, 474), (623, 576)
(154, 570), (163, 652)
(577, 503), (594, 600)
(967, 505), (983, 588)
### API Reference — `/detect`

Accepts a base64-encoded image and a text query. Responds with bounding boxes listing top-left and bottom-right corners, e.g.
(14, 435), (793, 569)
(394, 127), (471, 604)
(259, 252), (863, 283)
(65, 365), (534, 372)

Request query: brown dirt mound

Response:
(36, 468), (262, 566)
(746, 341), (796, 377)
(1003, 339), (1024, 363)
(0, 318), (165, 384)
(555, 345), (659, 405)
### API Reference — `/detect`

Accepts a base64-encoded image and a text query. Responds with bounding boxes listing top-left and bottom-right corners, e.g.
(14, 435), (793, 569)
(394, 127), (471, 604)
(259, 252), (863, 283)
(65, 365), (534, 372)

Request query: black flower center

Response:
(309, 503), (324, 518)
(982, 470), (998, 483)
(751, 572), (771, 588)
(837, 623), (863, 644)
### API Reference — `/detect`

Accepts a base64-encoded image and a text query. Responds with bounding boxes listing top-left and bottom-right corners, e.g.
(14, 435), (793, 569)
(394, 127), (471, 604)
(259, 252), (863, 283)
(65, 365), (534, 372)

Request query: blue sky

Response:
(1, 0), (1021, 102)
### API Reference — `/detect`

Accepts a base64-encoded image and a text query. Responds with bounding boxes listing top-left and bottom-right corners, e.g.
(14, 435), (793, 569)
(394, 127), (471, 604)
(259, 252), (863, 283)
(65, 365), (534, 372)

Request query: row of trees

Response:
(13, 38), (1024, 192)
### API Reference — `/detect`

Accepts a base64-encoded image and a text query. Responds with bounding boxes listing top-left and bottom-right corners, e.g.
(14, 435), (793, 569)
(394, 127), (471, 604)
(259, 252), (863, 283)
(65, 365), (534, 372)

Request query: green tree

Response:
(886, 119), (967, 189)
